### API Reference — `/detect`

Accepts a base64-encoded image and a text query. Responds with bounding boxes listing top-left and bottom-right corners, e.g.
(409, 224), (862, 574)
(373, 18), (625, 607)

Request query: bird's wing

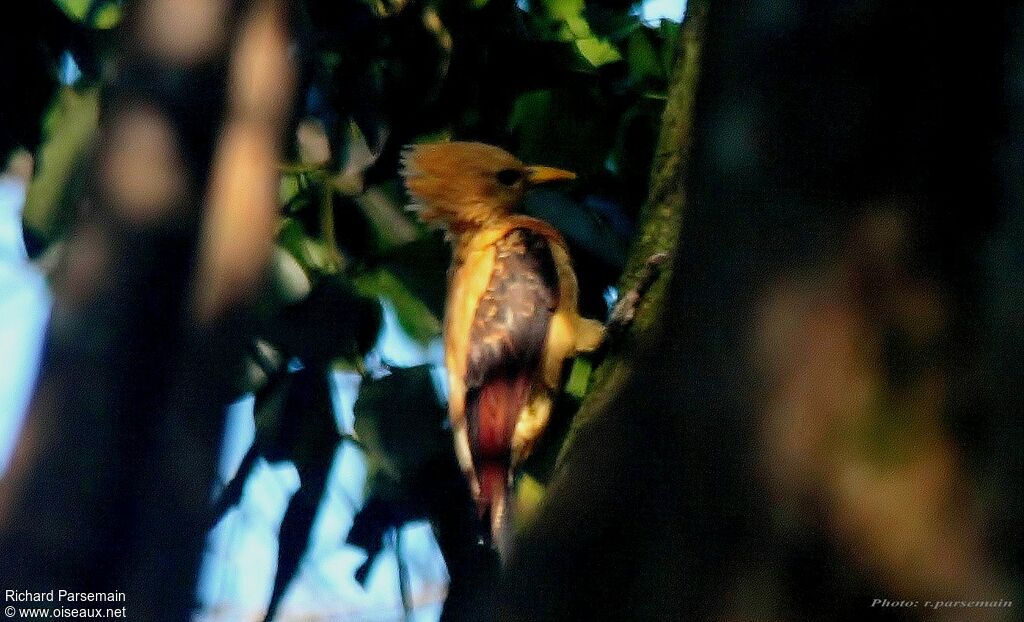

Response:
(464, 227), (559, 486)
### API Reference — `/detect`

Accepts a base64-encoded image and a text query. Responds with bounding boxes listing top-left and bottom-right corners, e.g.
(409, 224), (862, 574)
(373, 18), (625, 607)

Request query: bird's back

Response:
(445, 219), (565, 538)
(443, 217), (568, 425)
(465, 227), (558, 479)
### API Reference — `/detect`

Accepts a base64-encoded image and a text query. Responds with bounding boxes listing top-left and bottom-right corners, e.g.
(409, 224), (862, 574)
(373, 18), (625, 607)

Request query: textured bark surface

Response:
(556, 0), (708, 467)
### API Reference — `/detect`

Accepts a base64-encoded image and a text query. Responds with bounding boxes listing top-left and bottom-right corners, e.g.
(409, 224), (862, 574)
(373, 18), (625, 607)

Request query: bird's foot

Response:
(607, 252), (668, 335)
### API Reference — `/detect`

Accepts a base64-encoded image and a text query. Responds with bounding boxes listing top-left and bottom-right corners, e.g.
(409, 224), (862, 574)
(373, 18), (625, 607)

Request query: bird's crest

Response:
(401, 141), (575, 232)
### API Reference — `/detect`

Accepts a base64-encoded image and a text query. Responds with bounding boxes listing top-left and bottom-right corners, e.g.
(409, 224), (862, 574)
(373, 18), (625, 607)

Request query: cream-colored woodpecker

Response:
(402, 141), (608, 554)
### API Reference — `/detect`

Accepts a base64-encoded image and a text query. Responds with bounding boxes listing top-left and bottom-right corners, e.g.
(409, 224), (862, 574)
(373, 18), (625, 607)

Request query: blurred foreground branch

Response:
(0, 1), (295, 619)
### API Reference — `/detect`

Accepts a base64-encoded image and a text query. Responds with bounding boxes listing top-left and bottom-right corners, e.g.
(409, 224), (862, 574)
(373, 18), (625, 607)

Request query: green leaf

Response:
(23, 87), (99, 244)
(584, 5), (642, 41)
(93, 4), (121, 29)
(53, 0), (91, 20)
(353, 268), (442, 344)
(509, 88), (617, 178)
(278, 217), (331, 274)
(540, 0), (586, 28)
(53, 0), (121, 28)
(535, 0), (623, 68)
(575, 37), (622, 67)
(279, 173), (301, 207)
(659, 18), (682, 77)
(353, 365), (449, 494)
(374, 234), (451, 319)
(268, 246), (313, 306)
(353, 182), (422, 253)
(513, 473), (546, 531)
(563, 357), (593, 401)
(627, 28), (665, 86)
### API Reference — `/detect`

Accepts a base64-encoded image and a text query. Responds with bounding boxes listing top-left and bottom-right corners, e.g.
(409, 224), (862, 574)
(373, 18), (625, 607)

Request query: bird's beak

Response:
(525, 165), (577, 186)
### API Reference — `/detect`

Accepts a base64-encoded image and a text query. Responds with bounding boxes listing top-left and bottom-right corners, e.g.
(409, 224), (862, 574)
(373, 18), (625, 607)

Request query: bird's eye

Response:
(496, 168), (524, 186)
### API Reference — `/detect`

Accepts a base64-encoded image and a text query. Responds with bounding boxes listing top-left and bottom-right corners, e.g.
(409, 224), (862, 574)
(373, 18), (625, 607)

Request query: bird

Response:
(401, 141), (609, 555)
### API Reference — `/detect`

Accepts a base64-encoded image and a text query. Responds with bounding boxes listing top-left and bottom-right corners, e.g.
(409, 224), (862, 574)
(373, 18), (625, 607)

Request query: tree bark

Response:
(556, 0), (708, 471)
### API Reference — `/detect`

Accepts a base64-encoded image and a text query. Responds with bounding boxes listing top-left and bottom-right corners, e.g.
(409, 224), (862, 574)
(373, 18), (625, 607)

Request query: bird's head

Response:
(401, 141), (576, 232)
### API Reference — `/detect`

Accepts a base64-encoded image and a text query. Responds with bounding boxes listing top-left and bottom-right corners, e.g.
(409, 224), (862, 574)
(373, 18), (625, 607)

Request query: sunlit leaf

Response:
(535, 0), (623, 68)
(53, 0), (121, 28)
(540, 0), (585, 28)
(513, 473), (546, 530)
(22, 87), (99, 244)
(53, 0), (90, 21)
(563, 357), (592, 401)
(93, 4), (121, 29)
(575, 37), (622, 67)
(268, 246), (313, 307)
(279, 173), (301, 206)
(278, 217), (331, 274)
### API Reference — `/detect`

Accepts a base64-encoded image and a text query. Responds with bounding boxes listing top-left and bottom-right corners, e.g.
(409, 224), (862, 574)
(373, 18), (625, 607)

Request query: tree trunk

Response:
(500, 0), (1018, 619)
(556, 0), (708, 467)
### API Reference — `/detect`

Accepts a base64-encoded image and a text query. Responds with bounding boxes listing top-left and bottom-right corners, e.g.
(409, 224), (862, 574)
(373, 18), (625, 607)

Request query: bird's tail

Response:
(479, 462), (509, 555)
(473, 374), (530, 557)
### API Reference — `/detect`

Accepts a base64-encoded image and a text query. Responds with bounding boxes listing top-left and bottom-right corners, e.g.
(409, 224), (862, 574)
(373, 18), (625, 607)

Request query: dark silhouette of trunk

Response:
(0, 2), (296, 620)
(498, 0), (1019, 620)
